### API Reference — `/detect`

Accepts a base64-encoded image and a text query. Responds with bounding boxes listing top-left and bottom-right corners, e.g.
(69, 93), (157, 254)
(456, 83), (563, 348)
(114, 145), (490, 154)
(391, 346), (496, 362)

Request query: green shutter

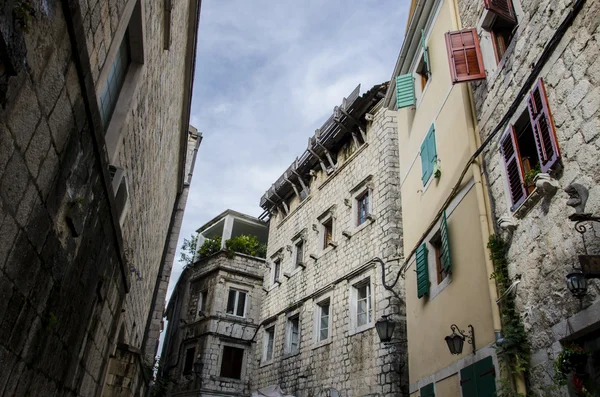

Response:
(474, 357), (496, 396)
(396, 74), (415, 109)
(440, 210), (452, 273)
(421, 125), (437, 185)
(416, 243), (429, 298)
(420, 383), (435, 397)
(460, 363), (477, 397)
(421, 29), (430, 75)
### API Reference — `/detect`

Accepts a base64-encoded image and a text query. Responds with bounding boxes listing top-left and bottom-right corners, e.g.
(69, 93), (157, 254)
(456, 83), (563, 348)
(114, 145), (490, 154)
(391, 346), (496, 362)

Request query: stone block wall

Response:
(456, 0), (600, 394)
(254, 105), (407, 397)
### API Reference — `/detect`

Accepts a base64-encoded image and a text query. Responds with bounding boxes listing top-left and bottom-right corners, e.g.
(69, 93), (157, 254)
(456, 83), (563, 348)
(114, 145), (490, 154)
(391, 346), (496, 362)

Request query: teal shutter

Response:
(396, 74), (415, 109)
(460, 363), (477, 397)
(420, 383), (435, 397)
(421, 29), (430, 75)
(420, 125), (437, 185)
(416, 243), (429, 298)
(474, 357), (496, 396)
(440, 210), (452, 273)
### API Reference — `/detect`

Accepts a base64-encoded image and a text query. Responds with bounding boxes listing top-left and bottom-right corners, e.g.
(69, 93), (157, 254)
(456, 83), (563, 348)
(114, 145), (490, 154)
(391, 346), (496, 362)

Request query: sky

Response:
(165, 0), (411, 302)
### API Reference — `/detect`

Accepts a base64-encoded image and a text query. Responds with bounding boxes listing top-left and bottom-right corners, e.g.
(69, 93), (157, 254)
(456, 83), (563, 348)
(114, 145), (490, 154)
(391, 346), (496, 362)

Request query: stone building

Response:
(160, 210), (268, 397)
(254, 83), (407, 397)
(0, 0), (200, 395)
(453, 0), (600, 395)
(383, 0), (507, 395)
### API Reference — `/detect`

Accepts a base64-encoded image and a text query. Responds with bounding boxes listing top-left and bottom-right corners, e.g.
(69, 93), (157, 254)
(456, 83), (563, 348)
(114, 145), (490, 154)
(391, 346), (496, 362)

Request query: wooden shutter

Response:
(420, 383), (435, 397)
(445, 29), (486, 83)
(484, 0), (516, 24)
(527, 78), (560, 173)
(396, 74), (416, 109)
(421, 29), (430, 75)
(420, 125), (436, 185)
(474, 356), (496, 396)
(440, 211), (452, 274)
(460, 363), (477, 397)
(500, 125), (527, 211)
(416, 243), (430, 298)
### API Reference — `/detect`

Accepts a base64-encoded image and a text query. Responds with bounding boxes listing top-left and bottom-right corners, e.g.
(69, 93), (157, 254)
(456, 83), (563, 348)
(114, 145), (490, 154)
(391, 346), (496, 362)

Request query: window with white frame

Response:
(285, 315), (300, 355)
(263, 326), (275, 362)
(356, 190), (370, 226)
(350, 278), (373, 333)
(322, 218), (333, 249)
(226, 288), (247, 317)
(220, 345), (244, 379)
(99, 31), (130, 127)
(196, 291), (205, 319)
(273, 258), (281, 284)
(294, 240), (305, 267)
(316, 299), (331, 342)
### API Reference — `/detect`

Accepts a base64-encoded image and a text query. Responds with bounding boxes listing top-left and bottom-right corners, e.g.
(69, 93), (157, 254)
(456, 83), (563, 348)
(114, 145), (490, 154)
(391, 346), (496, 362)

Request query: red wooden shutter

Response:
(484, 0), (516, 24)
(527, 78), (560, 173)
(445, 29), (486, 84)
(500, 125), (527, 211)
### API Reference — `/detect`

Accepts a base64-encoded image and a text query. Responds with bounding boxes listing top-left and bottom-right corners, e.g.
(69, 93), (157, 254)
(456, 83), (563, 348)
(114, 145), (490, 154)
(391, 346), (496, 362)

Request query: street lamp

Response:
(566, 271), (588, 299)
(445, 324), (475, 355)
(375, 315), (397, 343)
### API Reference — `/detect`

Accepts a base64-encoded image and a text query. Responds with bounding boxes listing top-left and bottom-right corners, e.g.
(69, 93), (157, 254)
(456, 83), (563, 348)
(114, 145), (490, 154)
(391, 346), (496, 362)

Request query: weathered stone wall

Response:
(457, 0), (600, 394)
(0, 0), (197, 395)
(161, 252), (266, 397)
(254, 105), (407, 397)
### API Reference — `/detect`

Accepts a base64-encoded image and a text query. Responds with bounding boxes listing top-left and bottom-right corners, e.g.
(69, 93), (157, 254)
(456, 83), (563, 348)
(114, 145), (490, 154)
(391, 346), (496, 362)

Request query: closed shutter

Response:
(421, 29), (430, 75)
(474, 356), (497, 396)
(460, 363), (477, 397)
(484, 0), (516, 24)
(445, 29), (486, 83)
(527, 78), (560, 173)
(396, 74), (416, 109)
(416, 243), (430, 298)
(500, 125), (527, 211)
(420, 125), (437, 185)
(420, 383), (435, 397)
(440, 210), (452, 273)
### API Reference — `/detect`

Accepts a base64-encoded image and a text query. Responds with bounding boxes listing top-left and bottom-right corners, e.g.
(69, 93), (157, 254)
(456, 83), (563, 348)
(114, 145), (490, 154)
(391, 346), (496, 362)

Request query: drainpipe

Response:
(447, 0), (526, 394)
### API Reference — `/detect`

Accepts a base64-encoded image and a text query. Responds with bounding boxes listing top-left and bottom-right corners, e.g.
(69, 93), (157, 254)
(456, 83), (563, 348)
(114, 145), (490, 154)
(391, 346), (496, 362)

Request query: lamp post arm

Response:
(370, 257), (404, 305)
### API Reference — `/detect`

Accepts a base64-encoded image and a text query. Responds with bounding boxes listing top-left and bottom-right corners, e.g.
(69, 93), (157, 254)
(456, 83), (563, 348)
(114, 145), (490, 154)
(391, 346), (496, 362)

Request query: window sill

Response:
(319, 244), (336, 258)
(282, 351), (301, 360)
(259, 360), (274, 368)
(268, 281), (281, 292)
(216, 376), (244, 383)
(349, 322), (374, 337)
(223, 313), (247, 321)
(428, 274), (452, 301)
(283, 266), (304, 279)
(312, 339), (332, 350)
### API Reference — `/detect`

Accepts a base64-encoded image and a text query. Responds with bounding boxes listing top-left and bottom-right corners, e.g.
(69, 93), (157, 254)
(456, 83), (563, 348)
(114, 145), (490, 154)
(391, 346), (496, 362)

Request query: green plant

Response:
(488, 235), (530, 375)
(553, 344), (589, 386)
(225, 235), (263, 258)
(523, 164), (541, 186)
(180, 234), (200, 267)
(496, 378), (526, 397)
(13, 0), (34, 33)
(256, 243), (267, 259)
(197, 236), (222, 259)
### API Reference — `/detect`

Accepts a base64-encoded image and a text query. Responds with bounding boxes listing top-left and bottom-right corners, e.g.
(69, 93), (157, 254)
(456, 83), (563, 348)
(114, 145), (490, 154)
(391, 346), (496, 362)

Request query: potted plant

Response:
(522, 162), (540, 194)
(554, 344), (591, 395)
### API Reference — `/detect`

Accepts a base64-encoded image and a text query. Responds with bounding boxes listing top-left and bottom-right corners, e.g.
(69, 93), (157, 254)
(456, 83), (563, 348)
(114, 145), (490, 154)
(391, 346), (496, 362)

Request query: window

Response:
(356, 191), (370, 226)
(285, 316), (300, 354)
(420, 125), (437, 185)
(109, 165), (129, 224)
(263, 326), (275, 362)
(295, 240), (304, 267)
(322, 218), (333, 249)
(482, 0), (517, 62)
(316, 299), (331, 342)
(431, 235), (448, 284)
(183, 347), (195, 375)
(420, 383), (435, 397)
(220, 346), (244, 379)
(416, 28), (431, 92)
(226, 289), (247, 317)
(501, 78), (560, 211)
(273, 259), (281, 284)
(460, 356), (496, 396)
(99, 31), (130, 127)
(445, 28), (486, 83)
(196, 291), (205, 319)
(355, 281), (372, 328)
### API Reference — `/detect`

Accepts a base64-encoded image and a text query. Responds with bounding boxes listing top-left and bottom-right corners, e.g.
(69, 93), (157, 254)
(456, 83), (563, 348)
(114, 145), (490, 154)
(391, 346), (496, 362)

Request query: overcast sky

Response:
(165, 0), (410, 301)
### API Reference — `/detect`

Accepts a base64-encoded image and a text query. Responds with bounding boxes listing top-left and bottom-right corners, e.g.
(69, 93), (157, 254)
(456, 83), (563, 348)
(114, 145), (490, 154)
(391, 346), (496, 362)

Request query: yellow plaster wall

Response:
(436, 374), (461, 396)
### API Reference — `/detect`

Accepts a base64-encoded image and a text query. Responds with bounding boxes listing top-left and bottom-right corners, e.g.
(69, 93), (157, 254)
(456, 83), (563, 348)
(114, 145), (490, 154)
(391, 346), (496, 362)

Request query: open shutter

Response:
(500, 125), (527, 211)
(474, 356), (497, 396)
(416, 243), (430, 298)
(427, 125), (437, 165)
(484, 0), (516, 24)
(421, 126), (436, 185)
(396, 74), (416, 109)
(420, 383), (435, 397)
(527, 78), (560, 173)
(460, 363), (477, 397)
(440, 210), (452, 274)
(421, 29), (430, 75)
(445, 29), (486, 84)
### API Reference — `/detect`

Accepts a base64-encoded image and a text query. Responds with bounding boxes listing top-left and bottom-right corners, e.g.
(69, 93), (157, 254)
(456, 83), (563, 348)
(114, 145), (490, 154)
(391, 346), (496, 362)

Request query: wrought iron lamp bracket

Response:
(451, 324), (476, 353)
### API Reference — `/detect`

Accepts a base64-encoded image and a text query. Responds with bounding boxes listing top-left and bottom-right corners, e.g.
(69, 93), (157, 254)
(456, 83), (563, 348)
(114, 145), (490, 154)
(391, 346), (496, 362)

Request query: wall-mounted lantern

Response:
(445, 324), (476, 355)
(566, 271), (588, 299)
(375, 315), (397, 343)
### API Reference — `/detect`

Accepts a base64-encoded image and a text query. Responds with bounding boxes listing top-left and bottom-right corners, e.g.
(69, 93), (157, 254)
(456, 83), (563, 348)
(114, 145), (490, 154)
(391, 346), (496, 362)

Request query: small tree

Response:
(198, 237), (222, 259)
(180, 233), (199, 268)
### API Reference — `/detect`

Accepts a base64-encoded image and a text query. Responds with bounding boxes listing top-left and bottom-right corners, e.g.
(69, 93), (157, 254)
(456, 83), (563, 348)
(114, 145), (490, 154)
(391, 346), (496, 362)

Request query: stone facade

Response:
(160, 212), (268, 397)
(0, 0), (200, 395)
(456, 0), (600, 394)
(254, 87), (407, 397)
